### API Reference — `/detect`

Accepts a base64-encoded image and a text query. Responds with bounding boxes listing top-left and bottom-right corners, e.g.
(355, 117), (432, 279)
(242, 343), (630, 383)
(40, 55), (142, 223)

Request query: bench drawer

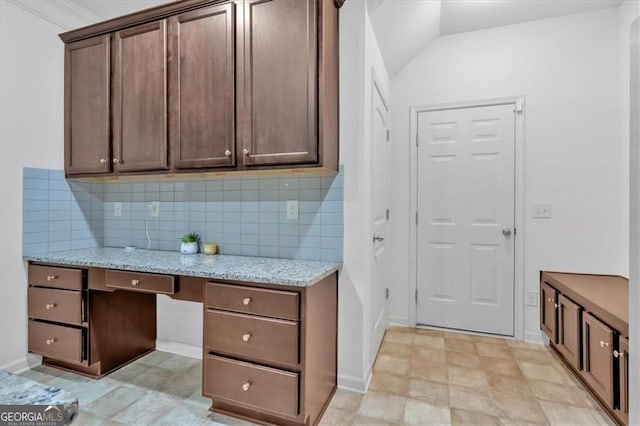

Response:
(206, 282), (299, 320)
(28, 320), (84, 364)
(29, 265), (83, 291)
(105, 270), (174, 294)
(28, 287), (83, 325)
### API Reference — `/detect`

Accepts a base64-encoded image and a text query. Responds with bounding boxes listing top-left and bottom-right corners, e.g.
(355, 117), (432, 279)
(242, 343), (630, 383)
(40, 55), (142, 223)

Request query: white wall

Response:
(389, 7), (625, 341)
(0, 2), (66, 371)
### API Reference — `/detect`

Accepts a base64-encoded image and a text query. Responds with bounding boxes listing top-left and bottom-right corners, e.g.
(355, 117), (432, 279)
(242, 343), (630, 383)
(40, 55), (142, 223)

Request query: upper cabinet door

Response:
(170, 3), (235, 169)
(113, 21), (169, 172)
(240, 0), (318, 167)
(64, 35), (111, 175)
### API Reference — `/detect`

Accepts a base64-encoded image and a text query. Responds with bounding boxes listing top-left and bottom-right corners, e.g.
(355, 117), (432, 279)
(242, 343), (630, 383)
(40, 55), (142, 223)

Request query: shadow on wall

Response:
(22, 167), (344, 262)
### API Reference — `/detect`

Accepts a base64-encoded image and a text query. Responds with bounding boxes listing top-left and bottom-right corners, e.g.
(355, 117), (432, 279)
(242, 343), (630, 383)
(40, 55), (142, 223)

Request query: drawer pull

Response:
(131, 279), (140, 286)
(599, 340), (609, 348)
(242, 333), (251, 342)
(46, 275), (57, 281)
(242, 381), (251, 392)
(46, 338), (57, 345)
(613, 350), (624, 358)
(45, 303), (57, 310)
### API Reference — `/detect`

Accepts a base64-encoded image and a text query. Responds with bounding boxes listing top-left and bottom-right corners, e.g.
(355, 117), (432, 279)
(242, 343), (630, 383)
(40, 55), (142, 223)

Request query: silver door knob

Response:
(225, 150), (232, 157)
(243, 149), (250, 155)
(100, 158), (107, 164)
(373, 235), (384, 242)
(502, 228), (512, 237)
(113, 158), (120, 164)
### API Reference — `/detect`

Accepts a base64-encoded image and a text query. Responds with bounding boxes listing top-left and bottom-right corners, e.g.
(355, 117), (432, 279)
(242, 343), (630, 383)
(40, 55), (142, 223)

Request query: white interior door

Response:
(371, 80), (389, 355)
(416, 104), (515, 336)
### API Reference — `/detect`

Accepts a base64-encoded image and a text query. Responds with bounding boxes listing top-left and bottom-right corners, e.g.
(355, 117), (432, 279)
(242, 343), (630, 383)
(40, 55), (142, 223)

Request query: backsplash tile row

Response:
(23, 168), (343, 262)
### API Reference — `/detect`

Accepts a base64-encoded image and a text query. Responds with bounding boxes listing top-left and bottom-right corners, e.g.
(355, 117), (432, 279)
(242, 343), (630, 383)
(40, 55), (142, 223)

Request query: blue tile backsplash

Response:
(23, 168), (343, 262)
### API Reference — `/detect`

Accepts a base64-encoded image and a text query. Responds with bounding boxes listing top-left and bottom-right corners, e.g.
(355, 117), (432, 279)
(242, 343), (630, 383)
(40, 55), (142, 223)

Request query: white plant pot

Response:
(180, 242), (198, 254)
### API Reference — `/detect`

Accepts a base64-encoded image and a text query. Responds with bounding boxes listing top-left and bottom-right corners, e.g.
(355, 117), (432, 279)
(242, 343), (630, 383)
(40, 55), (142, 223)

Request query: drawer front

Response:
(105, 270), (175, 294)
(581, 312), (614, 407)
(28, 287), (83, 325)
(206, 282), (299, 320)
(28, 320), (83, 364)
(203, 354), (299, 417)
(29, 265), (83, 291)
(205, 309), (299, 365)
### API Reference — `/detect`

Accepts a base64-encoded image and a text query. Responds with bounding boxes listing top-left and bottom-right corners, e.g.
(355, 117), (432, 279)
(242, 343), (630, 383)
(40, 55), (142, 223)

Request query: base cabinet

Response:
(557, 294), (582, 370)
(540, 282), (558, 343)
(581, 312), (614, 407)
(615, 336), (629, 425)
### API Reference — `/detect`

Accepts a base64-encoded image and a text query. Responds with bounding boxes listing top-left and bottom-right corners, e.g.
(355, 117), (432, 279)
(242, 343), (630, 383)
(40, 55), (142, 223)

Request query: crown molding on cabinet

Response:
(8, 0), (99, 31)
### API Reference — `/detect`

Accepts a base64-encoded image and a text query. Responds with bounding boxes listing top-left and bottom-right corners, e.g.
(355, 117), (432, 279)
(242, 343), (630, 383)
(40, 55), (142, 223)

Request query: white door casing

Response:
(370, 76), (389, 356)
(416, 103), (516, 336)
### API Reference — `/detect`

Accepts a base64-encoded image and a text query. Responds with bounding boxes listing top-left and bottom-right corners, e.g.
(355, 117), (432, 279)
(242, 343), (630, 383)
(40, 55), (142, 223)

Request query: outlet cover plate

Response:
(114, 202), (122, 217)
(526, 291), (538, 306)
(286, 200), (299, 220)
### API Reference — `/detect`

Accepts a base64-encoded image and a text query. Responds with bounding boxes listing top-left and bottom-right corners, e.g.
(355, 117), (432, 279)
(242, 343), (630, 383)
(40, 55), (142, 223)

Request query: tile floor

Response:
(17, 327), (614, 425)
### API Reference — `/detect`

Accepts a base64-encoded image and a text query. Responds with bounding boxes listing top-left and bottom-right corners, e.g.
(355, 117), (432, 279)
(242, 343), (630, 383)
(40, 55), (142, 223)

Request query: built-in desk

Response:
(24, 248), (340, 426)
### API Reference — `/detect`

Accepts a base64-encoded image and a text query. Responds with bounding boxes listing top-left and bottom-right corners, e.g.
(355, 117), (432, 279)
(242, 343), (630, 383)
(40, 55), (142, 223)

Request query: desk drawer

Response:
(28, 287), (83, 325)
(205, 309), (299, 365)
(105, 270), (174, 294)
(204, 354), (299, 417)
(28, 320), (84, 364)
(29, 265), (83, 291)
(206, 282), (299, 320)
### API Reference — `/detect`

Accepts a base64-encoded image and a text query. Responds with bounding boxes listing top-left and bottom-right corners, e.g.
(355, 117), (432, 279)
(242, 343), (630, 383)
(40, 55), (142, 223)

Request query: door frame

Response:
(408, 96), (526, 340)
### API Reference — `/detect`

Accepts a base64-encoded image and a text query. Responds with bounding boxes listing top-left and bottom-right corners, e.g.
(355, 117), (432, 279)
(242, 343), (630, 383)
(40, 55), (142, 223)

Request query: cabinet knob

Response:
(554, 303), (559, 309)
(45, 303), (57, 310)
(100, 158), (107, 164)
(225, 150), (232, 157)
(131, 279), (140, 286)
(242, 382), (251, 392)
(243, 149), (250, 156)
(46, 275), (57, 281)
(613, 350), (623, 358)
(113, 158), (120, 164)
(242, 297), (251, 306)
(242, 333), (251, 342)
(46, 338), (57, 346)
(599, 340), (609, 348)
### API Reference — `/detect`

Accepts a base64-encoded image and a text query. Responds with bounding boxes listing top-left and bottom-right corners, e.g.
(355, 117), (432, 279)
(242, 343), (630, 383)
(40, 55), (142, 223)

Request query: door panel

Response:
(416, 104), (515, 335)
(170, 4), (235, 169)
(240, 0), (317, 166)
(557, 294), (582, 369)
(581, 312), (614, 406)
(64, 35), (111, 175)
(113, 21), (168, 172)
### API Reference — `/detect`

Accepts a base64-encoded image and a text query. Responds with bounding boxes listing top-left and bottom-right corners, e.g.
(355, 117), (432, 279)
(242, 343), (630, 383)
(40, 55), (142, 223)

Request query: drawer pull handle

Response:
(45, 303), (57, 310)
(614, 350), (624, 359)
(131, 279), (140, 286)
(46, 275), (57, 281)
(242, 381), (251, 392)
(242, 297), (251, 306)
(599, 340), (609, 348)
(242, 333), (251, 342)
(46, 338), (57, 345)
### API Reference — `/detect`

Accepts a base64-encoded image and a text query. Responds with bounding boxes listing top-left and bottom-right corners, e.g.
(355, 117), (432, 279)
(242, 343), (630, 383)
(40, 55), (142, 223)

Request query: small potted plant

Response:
(180, 232), (200, 254)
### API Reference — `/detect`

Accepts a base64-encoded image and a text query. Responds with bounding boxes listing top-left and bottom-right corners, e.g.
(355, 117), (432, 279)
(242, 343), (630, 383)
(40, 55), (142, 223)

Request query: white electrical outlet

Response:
(286, 200), (299, 220)
(526, 291), (538, 306)
(150, 201), (160, 217)
(532, 203), (552, 218)
(114, 202), (122, 217)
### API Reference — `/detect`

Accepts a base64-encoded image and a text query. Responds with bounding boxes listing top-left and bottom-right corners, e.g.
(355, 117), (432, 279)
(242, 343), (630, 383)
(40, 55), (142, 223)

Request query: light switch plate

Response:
(114, 202), (122, 217)
(286, 200), (299, 220)
(532, 203), (552, 218)
(526, 291), (538, 306)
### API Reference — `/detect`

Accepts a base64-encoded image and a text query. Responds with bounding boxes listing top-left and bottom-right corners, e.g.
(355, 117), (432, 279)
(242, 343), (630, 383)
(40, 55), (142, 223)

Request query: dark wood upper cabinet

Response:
(64, 35), (111, 175)
(169, 3), (236, 169)
(239, 0), (318, 167)
(113, 20), (169, 172)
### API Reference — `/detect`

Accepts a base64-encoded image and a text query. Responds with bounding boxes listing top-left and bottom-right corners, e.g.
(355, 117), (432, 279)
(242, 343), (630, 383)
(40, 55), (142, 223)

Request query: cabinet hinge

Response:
(385, 288), (389, 299)
(386, 129), (390, 141)
(386, 209), (390, 220)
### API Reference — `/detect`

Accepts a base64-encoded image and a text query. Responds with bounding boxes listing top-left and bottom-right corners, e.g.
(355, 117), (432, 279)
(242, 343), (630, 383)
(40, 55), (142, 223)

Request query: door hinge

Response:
(514, 228), (517, 236)
(415, 212), (418, 225)
(386, 209), (390, 220)
(385, 288), (389, 299)
(415, 133), (419, 147)
(386, 129), (390, 141)
(515, 101), (524, 114)
(415, 289), (418, 303)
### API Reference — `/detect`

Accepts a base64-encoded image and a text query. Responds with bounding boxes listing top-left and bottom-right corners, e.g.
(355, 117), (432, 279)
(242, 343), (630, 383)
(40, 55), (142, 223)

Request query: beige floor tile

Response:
(491, 391), (547, 424)
(379, 342), (413, 358)
(446, 351), (481, 369)
(128, 365), (175, 390)
(451, 408), (501, 425)
(445, 339), (478, 354)
(443, 332), (475, 341)
(82, 386), (147, 418)
(448, 384), (499, 416)
(388, 326), (415, 334)
(415, 334), (446, 350)
(538, 401), (606, 425)
(369, 372), (409, 397)
(528, 380), (592, 408)
(153, 404), (211, 426)
(157, 354), (201, 372)
(486, 373), (533, 398)
(404, 398), (451, 425)
(373, 354), (410, 376)
(112, 391), (178, 424)
(472, 335), (510, 346)
(589, 409), (617, 426)
(409, 359), (448, 383)
(480, 357), (523, 378)
(185, 387), (212, 409)
(108, 362), (149, 383)
(413, 347), (447, 365)
(408, 379), (449, 406)
(416, 328), (445, 337)
(476, 343), (513, 360)
(448, 366), (489, 389)
(385, 330), (415, 345)
(351, 414), (400, 426)
(357, 391), (406, 423)
(510, 348), (554, 365)
(517, 361), (571, 385)
(137, 350), (173, 367)
(506, 340), (547, 351)
(329, 389), (363, 412)
(73, 377), (121, 406)
(318, 407), (356, 425)
(499, 418), (547, 426)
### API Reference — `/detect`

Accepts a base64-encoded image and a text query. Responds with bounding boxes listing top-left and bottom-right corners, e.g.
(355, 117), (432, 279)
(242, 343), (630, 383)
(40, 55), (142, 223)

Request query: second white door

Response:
(416, 104), (515, 336)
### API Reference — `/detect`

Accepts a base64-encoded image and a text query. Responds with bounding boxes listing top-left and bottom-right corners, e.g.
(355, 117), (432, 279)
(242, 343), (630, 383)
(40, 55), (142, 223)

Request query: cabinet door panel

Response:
(582, 312), (614, 407)
(557, 294), (582, 370)
(241, 0), (318, 166)
(540, 282), (558, 343)
(616, 336), (629, 424)
(113, 21), (168, 172)
(170, 3), (235, 169)
(65, 35), (111, 175)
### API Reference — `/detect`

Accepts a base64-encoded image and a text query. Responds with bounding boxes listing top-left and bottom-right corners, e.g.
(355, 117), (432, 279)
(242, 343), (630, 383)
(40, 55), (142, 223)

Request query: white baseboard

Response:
(524, 330), (545, 344)
(388, 316), (410, 328)
(155, 339), (202, 360)
(337, 369), (372, 393)
(1, 354), (42, 374)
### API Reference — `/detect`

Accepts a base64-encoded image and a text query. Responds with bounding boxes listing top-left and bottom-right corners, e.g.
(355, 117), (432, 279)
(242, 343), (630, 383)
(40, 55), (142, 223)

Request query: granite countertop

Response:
(24, 248), (341, 287)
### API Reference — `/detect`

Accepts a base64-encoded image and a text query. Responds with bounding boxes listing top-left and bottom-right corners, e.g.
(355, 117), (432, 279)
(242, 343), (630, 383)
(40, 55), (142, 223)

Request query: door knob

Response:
(373, 235), (384, 243)
(502, 228), (512, 237)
